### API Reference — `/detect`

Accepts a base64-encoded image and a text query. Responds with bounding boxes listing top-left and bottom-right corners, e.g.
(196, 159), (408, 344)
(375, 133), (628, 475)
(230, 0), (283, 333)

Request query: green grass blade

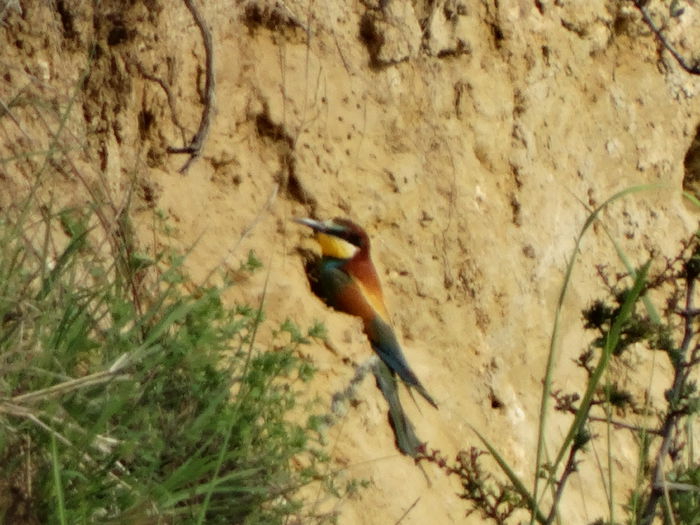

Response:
(140, 299), (197, 348)
(683, 190), (700, 210)
(50, 433), (67, 525)
(552, 261), (649, 473)
(470, 425), (547, 523)
(36, 227), (91, 301)
(608, 236), (659, 324)
(532, 183), (662, 522)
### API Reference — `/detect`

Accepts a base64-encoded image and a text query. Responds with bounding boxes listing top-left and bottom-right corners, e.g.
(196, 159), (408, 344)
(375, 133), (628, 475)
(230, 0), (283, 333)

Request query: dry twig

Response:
(632, 0), (700, 75)
(132, 60), (188, 144)
(169, 0), (215, 173)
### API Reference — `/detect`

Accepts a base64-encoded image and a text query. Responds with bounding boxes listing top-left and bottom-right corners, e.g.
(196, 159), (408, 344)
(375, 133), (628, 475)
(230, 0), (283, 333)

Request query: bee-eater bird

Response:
(295, 217), (438, 409)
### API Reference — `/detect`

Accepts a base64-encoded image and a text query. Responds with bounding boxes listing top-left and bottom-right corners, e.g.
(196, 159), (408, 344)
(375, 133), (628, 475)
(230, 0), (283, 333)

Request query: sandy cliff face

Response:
(2, 1), (700, 523)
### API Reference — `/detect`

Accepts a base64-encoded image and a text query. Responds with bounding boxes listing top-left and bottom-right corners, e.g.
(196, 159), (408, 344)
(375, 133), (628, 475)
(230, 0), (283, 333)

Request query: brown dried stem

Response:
(168, 0), (215, 173)
(545, 441), (580, 525)
(640, 274), (696, 523)
(631, 0), (700, 75)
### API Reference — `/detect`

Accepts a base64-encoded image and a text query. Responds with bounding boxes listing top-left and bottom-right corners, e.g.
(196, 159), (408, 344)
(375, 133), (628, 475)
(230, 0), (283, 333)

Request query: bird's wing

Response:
(317, 263), (386, 325)
(319, 264), (438, 408)
(351, 272), (390, 322)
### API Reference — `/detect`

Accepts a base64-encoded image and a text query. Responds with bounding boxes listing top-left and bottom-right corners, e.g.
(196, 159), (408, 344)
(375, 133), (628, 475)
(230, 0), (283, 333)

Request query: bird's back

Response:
(316, 256), (438, 408)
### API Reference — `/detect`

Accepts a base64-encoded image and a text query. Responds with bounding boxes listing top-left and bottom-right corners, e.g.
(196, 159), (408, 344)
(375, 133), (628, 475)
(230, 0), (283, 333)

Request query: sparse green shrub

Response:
(0, 200), (333, 524)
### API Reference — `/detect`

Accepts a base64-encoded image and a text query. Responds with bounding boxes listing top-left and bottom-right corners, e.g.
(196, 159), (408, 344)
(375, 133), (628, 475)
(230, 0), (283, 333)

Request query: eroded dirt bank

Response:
(2, 1), (700, 523)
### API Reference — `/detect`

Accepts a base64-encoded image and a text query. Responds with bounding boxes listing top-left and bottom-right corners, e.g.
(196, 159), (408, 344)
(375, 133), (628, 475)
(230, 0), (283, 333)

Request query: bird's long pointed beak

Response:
(293, 217), (328, 232)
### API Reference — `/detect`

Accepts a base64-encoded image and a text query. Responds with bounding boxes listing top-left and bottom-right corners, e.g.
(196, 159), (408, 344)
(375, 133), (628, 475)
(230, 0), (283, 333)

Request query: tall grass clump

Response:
(0, 192), (331, 524)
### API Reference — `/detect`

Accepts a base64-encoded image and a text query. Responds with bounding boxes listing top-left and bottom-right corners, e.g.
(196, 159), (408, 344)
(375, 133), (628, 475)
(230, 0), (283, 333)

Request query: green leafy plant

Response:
(0, 195), (335, 524)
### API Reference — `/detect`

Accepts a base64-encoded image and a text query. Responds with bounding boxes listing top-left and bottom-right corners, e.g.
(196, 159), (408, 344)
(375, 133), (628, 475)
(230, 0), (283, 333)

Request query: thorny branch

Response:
(640, 260), (698, 523)
(631, 0), (700, 75)
(418, 447), (537, 523)
(553, 390), (662, 435)
(168, 0), (215, 174)
(552, 387), (664, 435)
(573, 236), (700, 524)
(587, 415), (661, 435)
(545, 437), (582, 525)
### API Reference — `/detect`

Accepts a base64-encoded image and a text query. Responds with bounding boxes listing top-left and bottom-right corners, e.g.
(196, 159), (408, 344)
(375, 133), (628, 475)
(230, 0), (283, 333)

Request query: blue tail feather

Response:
(369, 317), (438, 408)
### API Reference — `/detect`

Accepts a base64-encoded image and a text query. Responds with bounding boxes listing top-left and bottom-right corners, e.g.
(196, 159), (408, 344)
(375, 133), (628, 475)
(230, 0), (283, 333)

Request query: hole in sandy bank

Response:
(682, 124), (700, 200)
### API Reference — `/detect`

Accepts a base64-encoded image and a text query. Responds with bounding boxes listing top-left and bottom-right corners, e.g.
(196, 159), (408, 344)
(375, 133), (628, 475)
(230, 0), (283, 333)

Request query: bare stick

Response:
(7, 370), (130, 405)
(169, 0), (215, 173)
(132, 60), (188, 144)
(586, 415), (662, 435)
(394, 496), (420, 524)
(546, 443), (579, 525)
(632, 0), (700, 75)
(0, 96), (33, 141)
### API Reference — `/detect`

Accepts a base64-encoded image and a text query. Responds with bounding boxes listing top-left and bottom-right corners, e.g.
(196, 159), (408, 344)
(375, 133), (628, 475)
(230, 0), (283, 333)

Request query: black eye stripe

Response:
(327, 218), (366, 248)
(333, 229), (360, 246)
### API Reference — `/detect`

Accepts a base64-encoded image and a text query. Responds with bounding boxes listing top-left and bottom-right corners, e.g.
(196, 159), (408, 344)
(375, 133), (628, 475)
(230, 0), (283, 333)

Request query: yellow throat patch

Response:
(315, 232), (358, 259)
